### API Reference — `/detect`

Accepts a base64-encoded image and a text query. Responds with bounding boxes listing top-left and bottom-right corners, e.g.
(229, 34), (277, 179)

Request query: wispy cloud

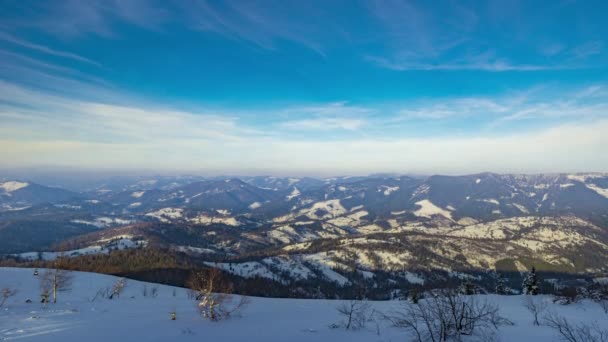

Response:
(279, 117), (366, 131)
(0, 48), (114, 102)
(393, 98), (509, 120)
(538, 42), (565, 56)
(365, 1), (605, 72)
(3, 0), (605, 71)
(181, 1), (330, 55)
(277, 102), (372, 131)
(569, 41), (603, 59)
(0, 32), (100, 66)
(2, 105), (607, 174)
(366, 55), (554, 72)
(1, 79), (607, 173)
(0, 81), (246, 144)
(384, 85), (608, 130)
(23, 0), (170, 38)
(0, 1), (607, 173)
(4, 1), (328, 55)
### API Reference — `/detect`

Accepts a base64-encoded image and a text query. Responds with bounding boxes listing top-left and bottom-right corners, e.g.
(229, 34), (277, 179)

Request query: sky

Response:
(0, 0), (607, 176)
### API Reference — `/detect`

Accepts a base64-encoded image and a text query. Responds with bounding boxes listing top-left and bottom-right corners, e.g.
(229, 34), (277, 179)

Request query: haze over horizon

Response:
(1, 1), (607, 174)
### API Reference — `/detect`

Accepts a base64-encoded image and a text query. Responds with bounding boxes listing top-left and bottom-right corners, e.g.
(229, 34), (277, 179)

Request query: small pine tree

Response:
(495, 273), (508, 295)
(408, 288), (420, 303)
(522, 267), (540, 295)
(459, 281), (477, 295)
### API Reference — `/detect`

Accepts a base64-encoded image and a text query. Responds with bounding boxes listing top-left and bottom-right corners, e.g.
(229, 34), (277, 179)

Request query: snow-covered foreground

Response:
(1, 268), (607, 341)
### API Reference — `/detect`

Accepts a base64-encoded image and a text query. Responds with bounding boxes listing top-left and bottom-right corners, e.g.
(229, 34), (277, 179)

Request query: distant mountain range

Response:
(2, 173), (608, 289)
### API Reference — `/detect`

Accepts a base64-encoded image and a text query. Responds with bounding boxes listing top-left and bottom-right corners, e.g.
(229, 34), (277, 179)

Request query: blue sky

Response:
(0, 0), (607, 175)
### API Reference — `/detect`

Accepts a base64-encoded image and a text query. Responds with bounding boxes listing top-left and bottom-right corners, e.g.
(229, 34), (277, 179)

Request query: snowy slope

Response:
(0, 181), (29, 192)
(2, 268), (608, 341)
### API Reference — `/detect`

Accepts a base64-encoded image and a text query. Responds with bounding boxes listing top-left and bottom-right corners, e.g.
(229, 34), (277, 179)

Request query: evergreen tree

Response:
(495, 273), (508, 295)
(522, 267), (540, 295)
(459, 281), (477, 295)
(408, 288), (420, 303)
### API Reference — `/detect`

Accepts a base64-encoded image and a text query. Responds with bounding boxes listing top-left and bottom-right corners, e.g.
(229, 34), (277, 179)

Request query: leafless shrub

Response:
(109, 278), (127, 299)
(0, 288), (17, 307)
(488, 304), (514, 329)
(187, 268), (250, 321)
(181, 328), (195, 335)
(544, 311), (608, 342)
(385, 289), (507, 342)
(333, 300), (370, 330)
(368, 309), (383, 336)
(524, 296), (548, 326)
(554, 287), (581, 305)
(599, 300), (608, 315)
(150, 285), (158, 298)
(90, 287), (112, 302)
(40, 268), (73, 304)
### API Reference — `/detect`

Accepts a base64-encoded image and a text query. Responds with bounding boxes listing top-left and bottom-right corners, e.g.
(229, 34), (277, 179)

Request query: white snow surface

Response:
(286, 187), (301, 200)
(190, 214), (241, 227)
(145, 208), (183, 223)
(380, 186), (399, 196)
(13, 239), (146, 261)
(131, 191), (145, 198)
(249, 202), (262, 209)
(567, 173), (604, 183)
(71, 217), (134, 228)
(174, 246), (217, 255)
(401, 272), (425, 285)
(566, 174), (608, 198)
(585, 183), (608, 198)
(413, 199), (453, 220)
(0, 181), (29, 192)
(1, 268), (607, 341)
(512, 203), (529, 214)
(205, 262), (278, 281)
(287, 199), (347, 220)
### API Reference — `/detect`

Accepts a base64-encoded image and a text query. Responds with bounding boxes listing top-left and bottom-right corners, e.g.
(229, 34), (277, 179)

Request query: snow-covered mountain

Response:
(2, 173), (608, 288)
(0, 180), (80, 211)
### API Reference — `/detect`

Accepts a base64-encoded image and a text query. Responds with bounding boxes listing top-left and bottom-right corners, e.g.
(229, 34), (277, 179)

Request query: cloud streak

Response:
(366, 56), (555, 72)
(0, 32), (100, 66)
(1, 80), (607, 174)
(2, 119), (607, 175)
(365, 1), (606, 72)
(2, 1), (605, 72)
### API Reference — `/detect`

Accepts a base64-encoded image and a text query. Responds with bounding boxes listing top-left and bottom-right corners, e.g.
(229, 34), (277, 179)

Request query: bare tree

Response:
(109, 278), (127, 299)
(150, 285), (158, 298)
(40, 268), (73, 304)
(90, 287), (112, 302)
(187, 269), (249, 321)
(524, 296), (548, 326)
(0, 288), (17, 307)
(334, 300), (370, 330)
(599, 300), (608, 315)
(544, 311), (608, 342)
(385, 289), (507, 342)
(368, 309), (383, 336)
